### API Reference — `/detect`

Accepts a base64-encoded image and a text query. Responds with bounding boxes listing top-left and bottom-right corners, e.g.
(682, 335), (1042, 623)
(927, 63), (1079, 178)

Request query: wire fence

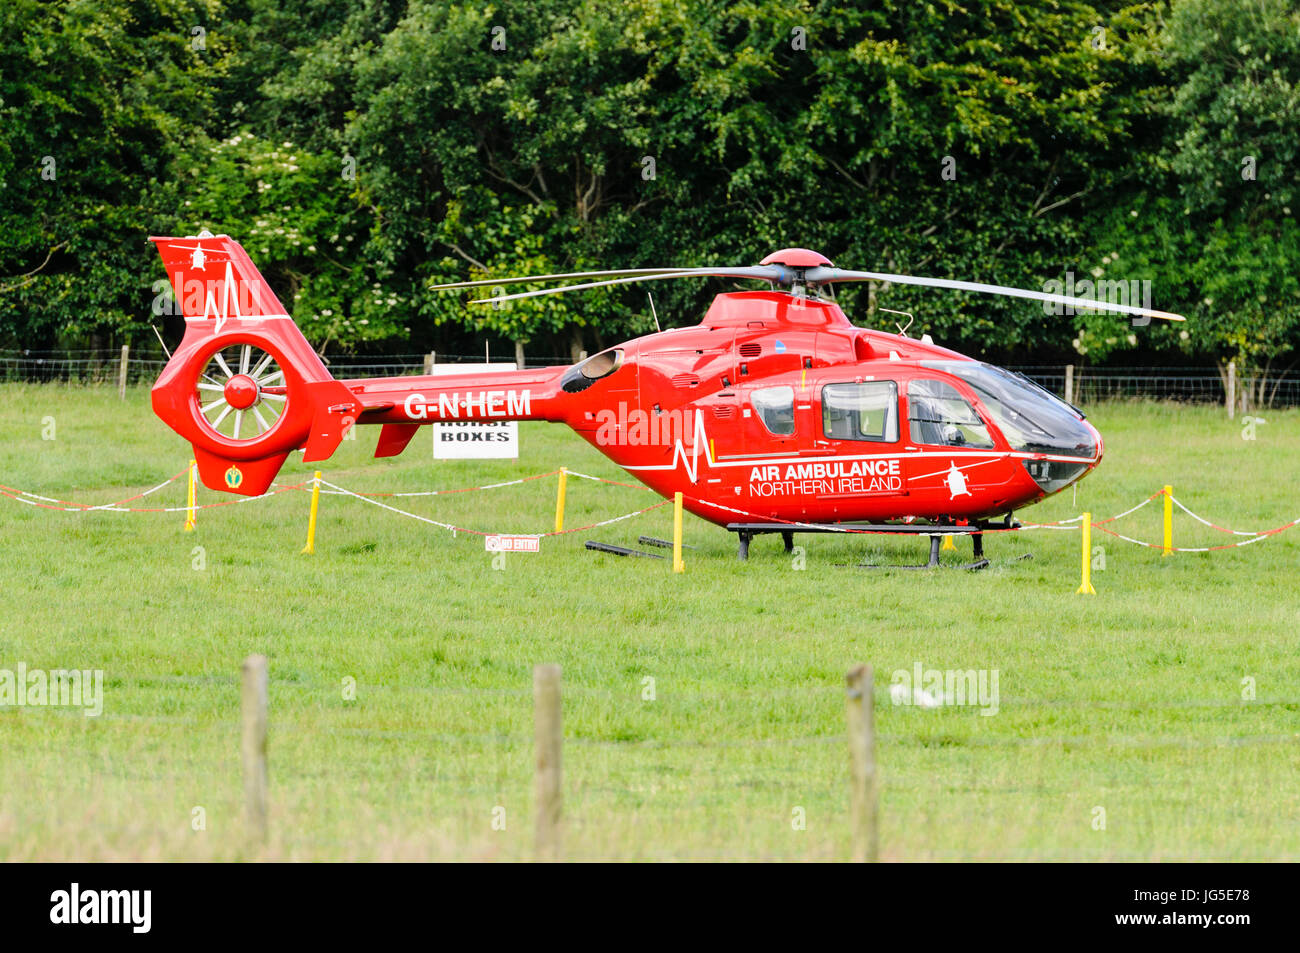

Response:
(0, 348), (577, 385)
(65, 657), (1297, 862)
(5, 349), (1299, 408)
(1012, 364), (1300, 407)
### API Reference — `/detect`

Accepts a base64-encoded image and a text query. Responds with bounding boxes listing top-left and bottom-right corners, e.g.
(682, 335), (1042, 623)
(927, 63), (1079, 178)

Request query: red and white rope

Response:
(1169, 494), (1258, 536)
(0, 468), (188, 512)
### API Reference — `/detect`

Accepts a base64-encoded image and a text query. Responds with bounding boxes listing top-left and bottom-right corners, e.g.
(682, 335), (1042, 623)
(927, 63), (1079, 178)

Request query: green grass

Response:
(1, 383), (1298, 861)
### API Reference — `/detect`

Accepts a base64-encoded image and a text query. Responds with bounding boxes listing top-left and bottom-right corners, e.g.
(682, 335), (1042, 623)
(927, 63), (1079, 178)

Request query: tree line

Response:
(1, 0), (1296, 384)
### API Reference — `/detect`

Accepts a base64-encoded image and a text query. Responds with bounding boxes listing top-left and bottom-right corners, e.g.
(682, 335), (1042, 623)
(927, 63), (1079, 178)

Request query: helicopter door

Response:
(816, 380), (900, 448)
(806, 379), (905, 501)
(903, 378), (1002, 502)
(904, 379), (995, 449)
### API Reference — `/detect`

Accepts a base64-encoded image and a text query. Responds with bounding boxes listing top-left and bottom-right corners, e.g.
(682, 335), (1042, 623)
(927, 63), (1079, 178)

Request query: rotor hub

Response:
(760, 248), (833, 268)
(223, 374), (260, 410)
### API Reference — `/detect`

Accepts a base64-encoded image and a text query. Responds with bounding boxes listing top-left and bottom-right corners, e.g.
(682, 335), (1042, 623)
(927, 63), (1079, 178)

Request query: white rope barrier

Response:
(317, 477), (668, 539)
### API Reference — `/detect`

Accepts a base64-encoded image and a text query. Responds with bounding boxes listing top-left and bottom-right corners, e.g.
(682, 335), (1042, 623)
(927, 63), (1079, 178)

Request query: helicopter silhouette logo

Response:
(944, 462), (972, 499)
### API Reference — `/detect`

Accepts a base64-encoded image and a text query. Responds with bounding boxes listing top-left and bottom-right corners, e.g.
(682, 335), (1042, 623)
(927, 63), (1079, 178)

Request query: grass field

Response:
(1, 383), (1298, 861)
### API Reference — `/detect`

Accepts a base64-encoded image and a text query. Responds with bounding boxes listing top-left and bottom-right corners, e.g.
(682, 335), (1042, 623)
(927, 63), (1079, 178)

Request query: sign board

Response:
(485, 534), (540, 553)
(431, 362), (520, 459)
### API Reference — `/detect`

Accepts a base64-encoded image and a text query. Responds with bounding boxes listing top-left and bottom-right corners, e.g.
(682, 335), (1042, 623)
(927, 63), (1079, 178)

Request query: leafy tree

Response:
(1082, 0), (1300, 405)
(0, 0), (227, 348)
(1, 0), (1291, 378)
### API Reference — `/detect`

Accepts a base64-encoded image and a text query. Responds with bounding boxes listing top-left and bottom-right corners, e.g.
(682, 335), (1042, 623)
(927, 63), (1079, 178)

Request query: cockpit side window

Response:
(751, 385), (795, 435)
(907, 379), (994, 448)
(822, 381), (898, 442)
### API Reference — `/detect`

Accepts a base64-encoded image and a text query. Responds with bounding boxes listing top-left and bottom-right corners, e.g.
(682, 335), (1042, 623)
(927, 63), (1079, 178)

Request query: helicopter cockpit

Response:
(922, 360), (1099, 492)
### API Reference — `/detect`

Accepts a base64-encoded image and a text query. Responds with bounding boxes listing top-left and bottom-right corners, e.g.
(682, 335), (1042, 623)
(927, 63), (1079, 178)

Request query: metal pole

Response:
(673, 492), (685, 573)
(1077, 513), (1096, 594)
(1162, 485), (1173, 557)
(554, 468), (567, 534)
(184, 459), (197, 532)
(301, 471), (321, 554)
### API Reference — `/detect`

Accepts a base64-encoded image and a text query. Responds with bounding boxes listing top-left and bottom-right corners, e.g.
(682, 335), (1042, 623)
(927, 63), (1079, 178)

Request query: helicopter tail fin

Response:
(148, 234), (361, 495)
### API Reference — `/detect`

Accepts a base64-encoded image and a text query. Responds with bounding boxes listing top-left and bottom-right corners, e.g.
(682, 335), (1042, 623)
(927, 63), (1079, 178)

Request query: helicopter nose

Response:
(1085, 419), (1104, 467)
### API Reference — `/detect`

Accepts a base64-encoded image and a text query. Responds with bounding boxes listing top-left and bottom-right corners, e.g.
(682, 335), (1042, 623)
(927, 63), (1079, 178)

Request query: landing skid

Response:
(725, 519), (1024, 570)
(858, 533), (989, 571)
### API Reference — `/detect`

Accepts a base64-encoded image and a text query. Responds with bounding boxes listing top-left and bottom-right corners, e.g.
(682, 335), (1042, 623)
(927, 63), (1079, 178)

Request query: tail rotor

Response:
(193, 342), (290, 443)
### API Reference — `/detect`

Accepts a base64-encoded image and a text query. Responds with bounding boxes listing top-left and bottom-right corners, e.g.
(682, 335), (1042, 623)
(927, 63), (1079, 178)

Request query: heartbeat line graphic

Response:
(169, 246), (288, 333)
(202, 261), (244, 335)
(625, 409), (717, 483)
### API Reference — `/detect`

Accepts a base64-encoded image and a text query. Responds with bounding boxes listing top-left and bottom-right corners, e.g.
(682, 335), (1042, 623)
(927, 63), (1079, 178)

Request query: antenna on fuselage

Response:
(647, 292), (661, 333)
(150, 324), (173, 361)
(878, 307), (914, 337)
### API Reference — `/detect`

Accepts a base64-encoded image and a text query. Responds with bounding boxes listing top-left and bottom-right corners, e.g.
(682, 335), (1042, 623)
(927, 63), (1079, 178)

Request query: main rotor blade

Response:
(430, 267), (712, 291)
(470, 266), (788, 304)
(807, 268), (1186, 322)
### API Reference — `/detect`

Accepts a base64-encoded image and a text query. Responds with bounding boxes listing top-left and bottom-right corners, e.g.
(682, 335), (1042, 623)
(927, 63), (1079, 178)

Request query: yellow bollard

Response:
(184, 459), (197, 532)
(941, 534), (956, 551)
(1076, 513), (1096, 595)
(301, 471), (322, 554)
(554, 467), (568, 534)
(672, 492), (685, 573)
(1162, 484), (1173, 557)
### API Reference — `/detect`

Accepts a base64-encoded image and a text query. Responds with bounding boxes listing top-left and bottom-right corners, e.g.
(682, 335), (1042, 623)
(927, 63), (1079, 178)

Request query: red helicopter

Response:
(148, 234), (1182, 563)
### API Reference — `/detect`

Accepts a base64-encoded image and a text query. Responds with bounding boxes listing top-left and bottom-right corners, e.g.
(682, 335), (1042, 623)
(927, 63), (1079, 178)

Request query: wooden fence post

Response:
(1227, 360), (1236, 420)
(1064, 364), (1074, 405)
(118, 344), (129, 399)
(533, 664), (563, 859)
(241, 654), (269, 841)
(423, 352), (436, 376)
(845, 664), (878, 862)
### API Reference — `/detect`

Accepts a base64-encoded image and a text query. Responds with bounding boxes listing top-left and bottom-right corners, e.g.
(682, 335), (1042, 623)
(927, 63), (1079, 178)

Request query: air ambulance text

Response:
(748, 459), (902, 497)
